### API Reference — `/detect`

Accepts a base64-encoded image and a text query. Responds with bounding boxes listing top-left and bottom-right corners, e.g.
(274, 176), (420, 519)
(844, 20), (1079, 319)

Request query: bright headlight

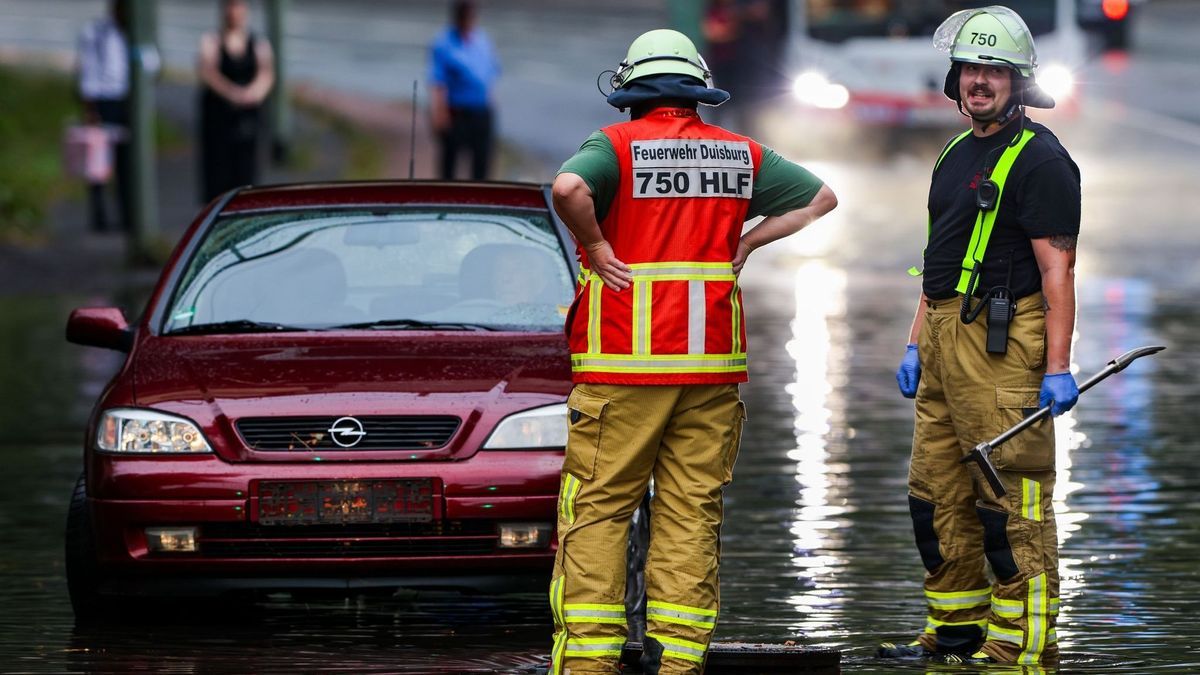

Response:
(96, 408), (212, 454)
(792, 71), (850, 109)
(483, 403), (567, 450)
(1038, 64), (1075, 101)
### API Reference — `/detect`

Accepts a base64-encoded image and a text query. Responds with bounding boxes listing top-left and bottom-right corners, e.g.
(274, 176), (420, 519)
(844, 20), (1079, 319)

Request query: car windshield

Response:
(806, 0), (1056, 43)
(163, 207), (575, 334)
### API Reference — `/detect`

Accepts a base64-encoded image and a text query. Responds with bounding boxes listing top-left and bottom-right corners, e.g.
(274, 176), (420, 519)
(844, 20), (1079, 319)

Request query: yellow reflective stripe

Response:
(988, 624), (1024, 645)
(564, 602), (627, 625)
(574, 353), (745, 362)
(647, 600), (717, 616)
(1023, 478), (1043, 522)
(992, 596), (1024, 620)
(730, 279), (742, 354)
(564, 636), (625, 657)
(560, 474), (582, 525)
(1048, 628), (1058, 644)
(573, 364), (746, 374)
(581, 262), (736, 281)
(572, 354), (746, 374)
(647, 600), (718, 629)
(1049, 598), (1060, 615)
(586, 277), (602, 354)
(956, 128), (1036, 294)
(632, 280), (652, 355)
(936, 128), (974, 170)
(648, 633), (707, 663)
(926, 586), (993, 610)
(924, 616), (988, 634)
(550, 576), (567, 674)
(916, 132), (973, 274)
(1019, 573), (1050, 665)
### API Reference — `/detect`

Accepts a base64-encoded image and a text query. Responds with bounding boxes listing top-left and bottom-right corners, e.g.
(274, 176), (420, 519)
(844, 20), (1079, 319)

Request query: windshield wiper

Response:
(329, 318), (495, 331)
(167, 319), (319, 336)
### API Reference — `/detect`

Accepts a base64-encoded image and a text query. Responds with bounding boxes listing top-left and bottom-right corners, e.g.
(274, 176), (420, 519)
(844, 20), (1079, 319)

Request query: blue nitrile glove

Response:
(896, 344), (921, 399)
(1039, 372), (1079, 417)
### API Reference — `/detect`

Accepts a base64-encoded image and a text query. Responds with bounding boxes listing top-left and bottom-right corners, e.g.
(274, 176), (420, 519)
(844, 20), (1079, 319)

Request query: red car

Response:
(64, 181), (577, 621)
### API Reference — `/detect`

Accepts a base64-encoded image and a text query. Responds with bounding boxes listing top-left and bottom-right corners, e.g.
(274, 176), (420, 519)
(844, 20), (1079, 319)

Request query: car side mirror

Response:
(66, 307), (134, 352)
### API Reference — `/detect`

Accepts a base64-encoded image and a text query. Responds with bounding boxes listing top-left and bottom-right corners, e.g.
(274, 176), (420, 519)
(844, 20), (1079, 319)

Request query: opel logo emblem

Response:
(328, 416), (367, 448)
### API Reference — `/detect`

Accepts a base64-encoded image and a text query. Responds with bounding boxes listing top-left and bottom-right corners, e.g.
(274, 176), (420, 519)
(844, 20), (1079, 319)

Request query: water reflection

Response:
(784, 262), (848, 640)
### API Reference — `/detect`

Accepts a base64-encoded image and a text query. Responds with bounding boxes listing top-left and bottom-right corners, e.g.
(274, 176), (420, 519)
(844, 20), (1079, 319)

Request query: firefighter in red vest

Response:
(548, 29), (837, 674)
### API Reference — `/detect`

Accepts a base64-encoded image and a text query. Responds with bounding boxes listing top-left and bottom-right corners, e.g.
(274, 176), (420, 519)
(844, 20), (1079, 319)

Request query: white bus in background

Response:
(786, 0), (1086, 127)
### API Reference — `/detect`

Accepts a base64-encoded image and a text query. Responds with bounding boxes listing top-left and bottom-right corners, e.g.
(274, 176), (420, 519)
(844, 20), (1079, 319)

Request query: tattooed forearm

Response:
(1048, 234), (1077, 252)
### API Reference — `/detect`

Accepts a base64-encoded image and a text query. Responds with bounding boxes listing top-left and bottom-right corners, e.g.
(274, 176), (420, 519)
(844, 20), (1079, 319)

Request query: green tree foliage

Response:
(0, 66), (78, 241)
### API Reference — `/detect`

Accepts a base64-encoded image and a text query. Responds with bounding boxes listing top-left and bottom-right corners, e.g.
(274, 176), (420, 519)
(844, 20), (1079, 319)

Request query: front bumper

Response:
(86, 450), (561, 589)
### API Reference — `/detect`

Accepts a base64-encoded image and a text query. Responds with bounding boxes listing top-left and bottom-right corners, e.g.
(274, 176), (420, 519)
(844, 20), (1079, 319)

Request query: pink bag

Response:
(63, 125), (114, 184)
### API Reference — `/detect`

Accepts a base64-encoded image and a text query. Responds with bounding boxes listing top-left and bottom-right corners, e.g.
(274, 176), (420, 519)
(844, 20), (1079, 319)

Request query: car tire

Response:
(624, 493), (650, 642)
(65, 472), (107, 624)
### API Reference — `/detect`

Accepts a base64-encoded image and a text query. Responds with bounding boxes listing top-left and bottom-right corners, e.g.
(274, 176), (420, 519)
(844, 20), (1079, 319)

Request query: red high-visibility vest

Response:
(565, 107), (762, 385)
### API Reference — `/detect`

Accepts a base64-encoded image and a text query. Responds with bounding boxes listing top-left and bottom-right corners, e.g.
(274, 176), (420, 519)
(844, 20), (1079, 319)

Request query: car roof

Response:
(222, 180), (551, 213)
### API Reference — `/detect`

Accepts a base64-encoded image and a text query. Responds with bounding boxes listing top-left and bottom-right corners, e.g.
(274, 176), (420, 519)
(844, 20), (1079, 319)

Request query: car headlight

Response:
(1038, 64), (1075, 101)
(96, 408), (213, 454)
(792, 71), (850, 110)
(483, 403), (567, 450)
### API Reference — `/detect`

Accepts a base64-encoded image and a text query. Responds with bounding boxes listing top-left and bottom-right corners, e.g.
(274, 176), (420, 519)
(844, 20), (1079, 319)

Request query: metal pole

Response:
(126, 0), (158, 263)
(266, 0), (291, 164)
(668, 0), (706, 52)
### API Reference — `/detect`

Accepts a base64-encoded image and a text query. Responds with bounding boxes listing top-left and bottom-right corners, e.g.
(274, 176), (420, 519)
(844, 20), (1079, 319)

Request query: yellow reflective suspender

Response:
(955, 128), (1036, 293)
(908, 130), (973, 277)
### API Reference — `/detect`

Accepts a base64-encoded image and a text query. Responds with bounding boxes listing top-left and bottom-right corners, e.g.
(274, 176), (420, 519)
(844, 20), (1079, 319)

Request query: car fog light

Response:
(498, 522), (551, 549)
(146, 527), (198, 553)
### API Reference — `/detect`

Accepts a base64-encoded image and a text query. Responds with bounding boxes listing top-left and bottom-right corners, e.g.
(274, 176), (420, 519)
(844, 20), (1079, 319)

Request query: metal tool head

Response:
(1111, 345), (1166, 372)
(961, 442), (1007, 498)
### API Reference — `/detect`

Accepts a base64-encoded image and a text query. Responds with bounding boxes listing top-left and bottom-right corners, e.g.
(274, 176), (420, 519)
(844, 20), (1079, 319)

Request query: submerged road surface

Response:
(2, 1), (1200, 672)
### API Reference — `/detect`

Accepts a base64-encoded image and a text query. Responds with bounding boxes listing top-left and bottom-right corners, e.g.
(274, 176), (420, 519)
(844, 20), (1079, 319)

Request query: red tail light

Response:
(1102, 0), (1130, 21)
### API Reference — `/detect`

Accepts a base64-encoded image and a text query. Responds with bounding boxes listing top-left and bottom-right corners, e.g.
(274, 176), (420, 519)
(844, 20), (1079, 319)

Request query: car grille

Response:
(199, 521), (498, 559)
(236, 415), (460, 451)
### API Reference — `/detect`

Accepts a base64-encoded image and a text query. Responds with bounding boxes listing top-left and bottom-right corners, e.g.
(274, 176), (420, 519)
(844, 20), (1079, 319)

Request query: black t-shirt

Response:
(922, 118), (1080, 300)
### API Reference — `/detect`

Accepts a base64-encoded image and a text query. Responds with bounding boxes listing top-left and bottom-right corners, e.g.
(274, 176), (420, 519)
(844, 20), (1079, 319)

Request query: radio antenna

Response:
(409, 80), (418, 180)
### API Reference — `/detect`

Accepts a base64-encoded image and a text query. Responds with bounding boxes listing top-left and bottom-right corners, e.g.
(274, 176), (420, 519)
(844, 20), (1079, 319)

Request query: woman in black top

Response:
(198, 0), (275, 202)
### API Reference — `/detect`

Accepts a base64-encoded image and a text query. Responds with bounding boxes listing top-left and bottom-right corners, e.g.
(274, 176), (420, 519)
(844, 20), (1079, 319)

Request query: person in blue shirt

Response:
(428, 0), (501, 180)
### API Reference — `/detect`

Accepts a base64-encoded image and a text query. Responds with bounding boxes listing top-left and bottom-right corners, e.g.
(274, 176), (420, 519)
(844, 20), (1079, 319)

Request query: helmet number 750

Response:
(970, 32), (998, 47)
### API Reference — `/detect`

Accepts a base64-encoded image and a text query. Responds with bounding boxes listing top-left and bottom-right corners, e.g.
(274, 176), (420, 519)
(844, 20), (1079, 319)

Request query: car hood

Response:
(132, 331), (572, 461)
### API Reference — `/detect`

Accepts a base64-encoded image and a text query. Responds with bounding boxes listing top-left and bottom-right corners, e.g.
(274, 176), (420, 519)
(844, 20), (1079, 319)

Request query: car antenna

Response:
(409, 79), (418, 180)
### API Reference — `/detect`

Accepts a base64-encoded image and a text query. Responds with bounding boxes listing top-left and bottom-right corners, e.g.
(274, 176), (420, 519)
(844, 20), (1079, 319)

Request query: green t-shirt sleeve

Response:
(747, 146), (825, 219)
(557, 131), (619, 223)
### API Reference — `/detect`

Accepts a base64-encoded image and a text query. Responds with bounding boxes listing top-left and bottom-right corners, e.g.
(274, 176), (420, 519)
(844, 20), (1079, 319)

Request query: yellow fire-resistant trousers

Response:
(908, 292), (1059, 665)
(549, 383), (745, 675)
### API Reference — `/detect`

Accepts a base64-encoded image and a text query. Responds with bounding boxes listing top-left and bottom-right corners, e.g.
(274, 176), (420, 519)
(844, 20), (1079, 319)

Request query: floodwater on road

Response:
(4, 36), (1200, 667)
(4, 123), (1200, 675)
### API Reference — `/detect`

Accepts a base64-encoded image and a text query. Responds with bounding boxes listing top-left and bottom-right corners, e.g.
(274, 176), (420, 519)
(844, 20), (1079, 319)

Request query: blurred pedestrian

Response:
(549, 29), (836, 673)
(428, 0), (501, 181)
(705, 0), (787, 136)
(198, 0), (275, 202)
(75, 0), (131, 233)
(881, 5), (1080, 667)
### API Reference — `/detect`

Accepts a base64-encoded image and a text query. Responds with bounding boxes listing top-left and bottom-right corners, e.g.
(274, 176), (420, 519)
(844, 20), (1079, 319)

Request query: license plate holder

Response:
(256, 479), (435, 525)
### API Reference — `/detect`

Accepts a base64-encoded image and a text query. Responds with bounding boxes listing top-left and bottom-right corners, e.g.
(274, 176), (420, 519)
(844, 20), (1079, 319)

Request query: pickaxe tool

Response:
(961, 345), (1165, 498)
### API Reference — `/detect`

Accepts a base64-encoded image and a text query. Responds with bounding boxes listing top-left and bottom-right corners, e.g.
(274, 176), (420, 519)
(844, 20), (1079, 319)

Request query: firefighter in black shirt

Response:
(879, 6), (1080, 666)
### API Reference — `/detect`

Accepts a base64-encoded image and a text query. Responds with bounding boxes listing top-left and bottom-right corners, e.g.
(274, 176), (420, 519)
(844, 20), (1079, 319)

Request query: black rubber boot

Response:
(939, 650), (999, 665)
(876, 640), (931, 659)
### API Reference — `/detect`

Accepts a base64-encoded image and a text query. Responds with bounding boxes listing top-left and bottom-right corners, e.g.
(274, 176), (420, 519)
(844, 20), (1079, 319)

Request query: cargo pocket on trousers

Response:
(722, 401), (747, 485)
(564, 388), (608, 480)
(990, 386), (1054, 471)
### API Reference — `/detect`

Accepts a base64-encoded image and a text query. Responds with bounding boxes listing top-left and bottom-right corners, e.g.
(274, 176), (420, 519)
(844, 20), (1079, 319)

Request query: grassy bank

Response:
(0, 66), (78, 242)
